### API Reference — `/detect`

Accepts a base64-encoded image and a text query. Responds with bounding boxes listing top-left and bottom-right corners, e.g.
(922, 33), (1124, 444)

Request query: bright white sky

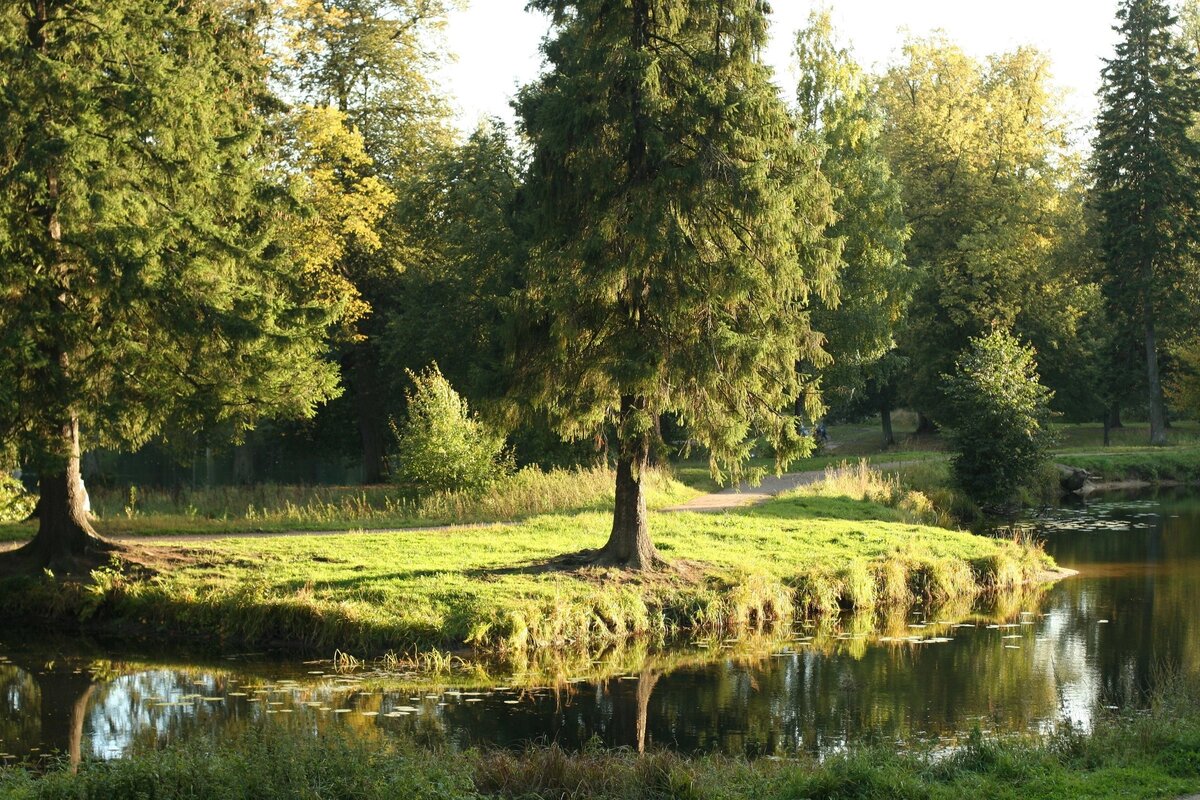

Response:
(437, 0), (1124, 145)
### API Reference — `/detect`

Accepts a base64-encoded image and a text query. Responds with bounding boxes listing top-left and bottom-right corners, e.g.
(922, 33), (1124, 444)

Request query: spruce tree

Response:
(1093, 0), (1200, 446)
(515, 0), (838, 569)
(0, 0), (348, 571)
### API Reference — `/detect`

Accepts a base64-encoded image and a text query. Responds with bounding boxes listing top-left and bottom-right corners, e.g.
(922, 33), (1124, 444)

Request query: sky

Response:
(436, 1), (1124, 144)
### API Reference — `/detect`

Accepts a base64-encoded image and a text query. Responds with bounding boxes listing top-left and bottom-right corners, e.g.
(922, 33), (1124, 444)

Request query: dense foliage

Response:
(942, 330), (1056, 508)
(392, 365), (511, 495)
(1093, 0), (1200, 445)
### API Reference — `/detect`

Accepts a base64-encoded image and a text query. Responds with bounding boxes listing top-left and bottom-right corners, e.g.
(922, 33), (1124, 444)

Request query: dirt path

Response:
(663, 460), (918, 513)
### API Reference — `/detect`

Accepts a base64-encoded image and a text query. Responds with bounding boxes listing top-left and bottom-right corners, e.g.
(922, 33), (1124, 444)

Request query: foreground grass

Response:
(0, 466), (698, 543)
(4, 679), (1200, 800)
(0, 486), (1052, 654)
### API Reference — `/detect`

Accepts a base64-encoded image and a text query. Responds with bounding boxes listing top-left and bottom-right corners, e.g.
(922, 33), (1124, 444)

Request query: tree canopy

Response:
(515, 0), (838, 567)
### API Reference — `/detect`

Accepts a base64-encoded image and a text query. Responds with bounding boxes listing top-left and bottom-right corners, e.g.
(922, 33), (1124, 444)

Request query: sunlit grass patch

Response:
(0, 486), (1055, 656)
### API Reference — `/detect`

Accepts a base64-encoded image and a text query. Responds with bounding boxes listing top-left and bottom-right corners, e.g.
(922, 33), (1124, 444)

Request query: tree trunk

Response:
(596, 396), (662, 570)
(352, 347), (387, 484)
(232, 443), (254, 485)
(11, 419), (115, 573)
(1143, 290), (1168, 446)
(915, 412), (937, 435)
(1107, 402), (1123, 430)
(880, 403), (895, 448)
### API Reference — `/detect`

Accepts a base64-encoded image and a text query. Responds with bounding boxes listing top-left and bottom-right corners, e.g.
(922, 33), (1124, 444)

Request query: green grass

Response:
(1056, 446), (1200, 483)
(0, 485), (1053, 655)
(0, 465), (698, 543)
(4, 677), (1200, 800)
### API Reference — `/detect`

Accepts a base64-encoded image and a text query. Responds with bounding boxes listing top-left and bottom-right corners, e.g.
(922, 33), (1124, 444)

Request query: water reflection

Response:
(2, 490), (1200, 760)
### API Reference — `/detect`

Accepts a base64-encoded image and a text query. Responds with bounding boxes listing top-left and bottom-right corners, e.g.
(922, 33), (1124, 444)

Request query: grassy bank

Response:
(0, 466), (697, 543)
(4, 679), (1200, 800)
(1057, 446), (1200, 484)
(0, 483), (1053, 655)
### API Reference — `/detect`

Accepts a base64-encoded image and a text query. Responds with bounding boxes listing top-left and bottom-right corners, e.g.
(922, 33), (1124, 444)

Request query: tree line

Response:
(2, 0), (1199, 571)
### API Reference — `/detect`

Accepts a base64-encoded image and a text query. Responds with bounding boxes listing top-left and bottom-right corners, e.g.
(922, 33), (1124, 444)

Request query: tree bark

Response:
(880, 403), (895, 448)
(1143, 289), (1168, 446)
(11, 419), (115, 573)
(596, 396), (662, 570)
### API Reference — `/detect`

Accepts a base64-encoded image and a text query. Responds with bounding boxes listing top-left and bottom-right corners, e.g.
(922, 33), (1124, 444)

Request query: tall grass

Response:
(797, 460), (956, 528)
(75, 465), (696, 535)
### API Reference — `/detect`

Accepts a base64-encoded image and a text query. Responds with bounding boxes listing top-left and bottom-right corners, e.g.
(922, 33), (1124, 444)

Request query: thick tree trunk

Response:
(596, 396), (662, 570)
(352, 347), (387, 484)
(1143, 291), (1168, 446)
(880, 403), (895, 448)
(11, 419), (115, 573)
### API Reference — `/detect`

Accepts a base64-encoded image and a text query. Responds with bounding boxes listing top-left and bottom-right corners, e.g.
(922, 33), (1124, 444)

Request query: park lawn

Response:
(0, 492), (1053, 656)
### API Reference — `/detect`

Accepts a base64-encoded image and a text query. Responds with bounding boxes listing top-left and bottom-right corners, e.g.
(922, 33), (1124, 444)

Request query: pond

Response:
(3, 489), (1199, 764)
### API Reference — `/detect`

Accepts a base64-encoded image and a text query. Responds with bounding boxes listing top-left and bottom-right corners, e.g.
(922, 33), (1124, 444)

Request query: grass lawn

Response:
(0, 489), (1052, 656)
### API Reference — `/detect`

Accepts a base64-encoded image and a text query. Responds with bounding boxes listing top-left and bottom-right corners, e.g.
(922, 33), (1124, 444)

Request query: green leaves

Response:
(942, 329), (1056, 509)
(516, 0), (836, 482)
(392, 364), (512, 495)
(0, 0), (344, 459)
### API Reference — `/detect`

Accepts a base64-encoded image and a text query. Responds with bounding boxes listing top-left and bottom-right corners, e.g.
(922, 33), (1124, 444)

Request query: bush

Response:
(0, 473), (35, 523)
(941, 329), (1056, 509)
(392, 364), (512, 494)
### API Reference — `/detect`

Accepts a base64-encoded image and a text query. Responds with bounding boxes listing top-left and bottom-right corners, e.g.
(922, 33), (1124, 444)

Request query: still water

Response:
(2, 490), (1198, 763)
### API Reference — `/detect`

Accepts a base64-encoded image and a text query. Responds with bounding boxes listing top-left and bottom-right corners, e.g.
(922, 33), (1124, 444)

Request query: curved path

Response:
(663, 460), (917, 513)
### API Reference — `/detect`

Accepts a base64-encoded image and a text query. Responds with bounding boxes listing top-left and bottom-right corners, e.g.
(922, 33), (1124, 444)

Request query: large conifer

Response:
(1093, 0), (1200, 446)
(515, 0), (837, 569)
(0, 0), (347, 570)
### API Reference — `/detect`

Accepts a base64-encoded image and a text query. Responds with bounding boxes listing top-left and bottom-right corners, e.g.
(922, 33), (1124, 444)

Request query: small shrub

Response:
(0, 472), (35, 523)
(941, 329), (1056, 510)
(392, 363), (512, 494)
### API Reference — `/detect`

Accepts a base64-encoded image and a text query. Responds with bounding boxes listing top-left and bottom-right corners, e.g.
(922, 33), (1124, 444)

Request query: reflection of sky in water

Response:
(2, 491), (1199, 760)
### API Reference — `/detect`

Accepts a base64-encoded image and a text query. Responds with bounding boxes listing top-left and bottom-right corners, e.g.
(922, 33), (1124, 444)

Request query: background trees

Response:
(1092, 0), (1200, 445)
(877, 38), (1092, 430)
(514, 0), (838, 568)
(793, 11), (912, 446)
(280, 0), (455, 482)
